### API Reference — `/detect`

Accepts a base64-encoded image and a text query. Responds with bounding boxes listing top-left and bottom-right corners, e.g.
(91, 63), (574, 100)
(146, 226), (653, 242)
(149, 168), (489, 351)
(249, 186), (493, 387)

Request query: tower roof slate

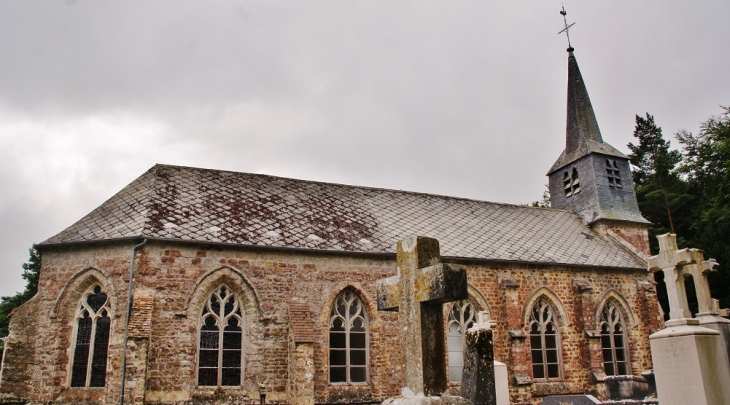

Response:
(40, 164), (645, 270)
(548, 50), (626, 174)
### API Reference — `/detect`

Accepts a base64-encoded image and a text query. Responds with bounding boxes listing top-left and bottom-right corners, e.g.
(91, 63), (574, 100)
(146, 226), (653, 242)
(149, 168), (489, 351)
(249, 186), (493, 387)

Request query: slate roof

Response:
(548, 50), (627, 174)
(40, 164), (645, 269)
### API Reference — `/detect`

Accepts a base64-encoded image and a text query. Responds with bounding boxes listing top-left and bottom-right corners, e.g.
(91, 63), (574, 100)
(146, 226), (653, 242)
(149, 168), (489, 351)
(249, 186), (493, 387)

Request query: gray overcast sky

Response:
(0, 1), (728, 296)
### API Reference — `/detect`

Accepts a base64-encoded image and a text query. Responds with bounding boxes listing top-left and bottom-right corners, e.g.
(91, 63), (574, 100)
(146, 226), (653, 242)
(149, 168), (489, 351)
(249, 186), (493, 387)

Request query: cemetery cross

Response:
(376, 236), (468, 396)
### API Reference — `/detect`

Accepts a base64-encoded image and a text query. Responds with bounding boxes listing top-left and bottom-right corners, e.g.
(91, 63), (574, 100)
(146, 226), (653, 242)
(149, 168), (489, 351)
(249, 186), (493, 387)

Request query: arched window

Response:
(600, 301), (629, 376)
(70, 285), (111, 387)
(198, 285), (244, 387)
(329, 290), (368, 384)
(446, 300), (478, 383)
(529, 298), (561, 380)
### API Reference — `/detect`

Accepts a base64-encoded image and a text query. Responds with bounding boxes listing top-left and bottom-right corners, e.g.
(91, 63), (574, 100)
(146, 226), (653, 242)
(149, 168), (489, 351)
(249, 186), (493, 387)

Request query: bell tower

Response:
(547, 45), (650, 256)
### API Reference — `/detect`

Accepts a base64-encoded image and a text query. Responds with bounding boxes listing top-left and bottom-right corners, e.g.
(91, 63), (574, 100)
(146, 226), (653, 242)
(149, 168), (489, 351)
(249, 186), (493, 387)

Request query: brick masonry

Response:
(0, 237), (662, 405)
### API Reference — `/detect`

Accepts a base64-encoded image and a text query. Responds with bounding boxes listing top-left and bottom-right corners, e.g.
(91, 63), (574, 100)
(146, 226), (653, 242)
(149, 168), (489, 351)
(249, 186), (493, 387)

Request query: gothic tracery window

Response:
(329, 289), (368, 384)
(70, 285), (111, 387)
(446, 300), (479, 383)
(198, 285), (244, 387)
(529, 298), (561, 380)
(600, 301), (629, 376)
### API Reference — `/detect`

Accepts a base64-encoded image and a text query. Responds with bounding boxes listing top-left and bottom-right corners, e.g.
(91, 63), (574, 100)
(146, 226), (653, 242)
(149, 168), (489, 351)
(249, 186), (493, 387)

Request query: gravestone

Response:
(648, 233), (730, 405)
(376, 235), (468, 402)
(492, 361), (510, 405)
(682, 248), (730, 368)
(540, 394), (602, 405)
(460, 312), (497, 405)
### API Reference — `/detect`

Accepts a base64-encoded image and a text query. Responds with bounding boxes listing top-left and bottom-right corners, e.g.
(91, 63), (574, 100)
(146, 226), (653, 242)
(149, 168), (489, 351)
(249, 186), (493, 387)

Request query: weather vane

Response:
(558, 5), (575, 50)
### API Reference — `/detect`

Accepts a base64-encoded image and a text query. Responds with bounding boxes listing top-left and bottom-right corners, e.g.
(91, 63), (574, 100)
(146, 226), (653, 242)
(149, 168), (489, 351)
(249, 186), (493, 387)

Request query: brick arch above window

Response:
(185, 266), (262, 319)
(51, 267), (116, 320)
(594, 289), (636, 328)
(320, 281), (378, 328)
(465, 284), (491, 317)
(522, 287), (568, 328)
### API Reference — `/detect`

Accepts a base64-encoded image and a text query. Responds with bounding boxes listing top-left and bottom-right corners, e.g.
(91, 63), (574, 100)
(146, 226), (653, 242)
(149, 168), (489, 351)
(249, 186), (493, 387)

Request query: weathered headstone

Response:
(540, 394), (602, 405)
(460, 312), (497, 405)
(648, 233), (730, 405)
(682, 248), (730, 368)
(492, 361), (510, 405)
(376, 235), (468, 397)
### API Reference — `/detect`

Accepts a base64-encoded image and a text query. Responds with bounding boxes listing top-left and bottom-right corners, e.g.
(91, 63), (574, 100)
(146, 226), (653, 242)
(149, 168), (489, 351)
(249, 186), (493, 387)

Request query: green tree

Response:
(628, 113), (692, 251)
(0, 246), (41, 350)
(532, 184), (551, 208)
(677, 106), (730, 308)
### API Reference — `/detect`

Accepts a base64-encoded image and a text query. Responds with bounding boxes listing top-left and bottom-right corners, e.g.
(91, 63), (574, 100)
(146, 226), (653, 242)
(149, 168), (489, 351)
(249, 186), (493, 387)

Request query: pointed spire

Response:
(565, 49), (603, 153)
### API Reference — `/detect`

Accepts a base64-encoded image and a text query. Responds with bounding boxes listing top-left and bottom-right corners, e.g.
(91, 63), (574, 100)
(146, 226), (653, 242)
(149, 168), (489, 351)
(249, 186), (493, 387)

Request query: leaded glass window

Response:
(70, 285), (111, 387)
(600, 302), (629, 376)
(447, 300), (477, 383)
(198, 285), (244, 387)
(529, 298), (561, 380)
(329, 290), (368, 384)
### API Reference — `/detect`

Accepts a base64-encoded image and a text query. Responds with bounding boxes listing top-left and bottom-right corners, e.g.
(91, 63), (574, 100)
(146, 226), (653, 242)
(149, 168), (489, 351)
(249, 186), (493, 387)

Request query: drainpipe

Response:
(119, 239), (147, 405)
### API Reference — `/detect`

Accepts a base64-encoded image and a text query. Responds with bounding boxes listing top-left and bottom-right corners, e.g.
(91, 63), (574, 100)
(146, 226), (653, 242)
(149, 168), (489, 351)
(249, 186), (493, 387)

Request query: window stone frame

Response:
(69, 284), (112, 388)
(528, 297), (563, 381)
(196, 284), (245, 388)
(599, 300), (631, 376)
(328, 289), (369, 385)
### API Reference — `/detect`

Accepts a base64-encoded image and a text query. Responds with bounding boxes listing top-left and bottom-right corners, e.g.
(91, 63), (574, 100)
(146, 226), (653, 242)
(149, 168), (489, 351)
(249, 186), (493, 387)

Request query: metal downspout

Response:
(120, 239), (147, 405)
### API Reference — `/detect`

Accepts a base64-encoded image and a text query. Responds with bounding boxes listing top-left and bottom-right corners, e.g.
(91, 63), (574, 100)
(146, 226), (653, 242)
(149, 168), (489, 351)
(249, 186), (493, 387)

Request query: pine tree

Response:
(677, 106), (730, 307)
(0, 246), (41, 350)
(627, 113), (692, 251)
(532, 184), (551, 208)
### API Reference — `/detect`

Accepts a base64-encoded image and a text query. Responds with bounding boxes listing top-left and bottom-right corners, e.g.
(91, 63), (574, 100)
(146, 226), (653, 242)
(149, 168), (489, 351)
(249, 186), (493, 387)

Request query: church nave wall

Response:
(0, 241), (660, 405)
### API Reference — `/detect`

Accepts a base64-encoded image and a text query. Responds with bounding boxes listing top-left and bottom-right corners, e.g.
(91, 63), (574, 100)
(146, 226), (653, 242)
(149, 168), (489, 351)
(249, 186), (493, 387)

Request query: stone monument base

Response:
(650, 318), (730, 405)
(381, 393), (471, 405)
(604, 375), (650, 401)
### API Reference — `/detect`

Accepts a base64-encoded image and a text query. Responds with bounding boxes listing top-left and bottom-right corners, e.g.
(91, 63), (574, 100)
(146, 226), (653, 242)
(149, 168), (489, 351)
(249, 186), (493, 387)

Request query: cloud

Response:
(0, 1), (728, 295)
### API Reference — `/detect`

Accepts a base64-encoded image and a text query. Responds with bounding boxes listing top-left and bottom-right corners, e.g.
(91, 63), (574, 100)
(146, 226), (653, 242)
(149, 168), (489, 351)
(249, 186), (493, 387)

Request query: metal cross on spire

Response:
(558, 6), (576, 51)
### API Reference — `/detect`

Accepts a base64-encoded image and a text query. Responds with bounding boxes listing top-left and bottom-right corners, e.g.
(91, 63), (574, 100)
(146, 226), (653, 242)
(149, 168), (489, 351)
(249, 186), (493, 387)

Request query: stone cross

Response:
(682, 248), (720, 316)
(376, 236), (468, 396)
(647, 233), (693, 320)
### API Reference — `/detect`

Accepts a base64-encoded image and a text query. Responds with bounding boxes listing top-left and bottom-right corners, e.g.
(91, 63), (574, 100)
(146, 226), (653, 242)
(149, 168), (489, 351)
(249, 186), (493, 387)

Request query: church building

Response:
(0, 47), (663, 405)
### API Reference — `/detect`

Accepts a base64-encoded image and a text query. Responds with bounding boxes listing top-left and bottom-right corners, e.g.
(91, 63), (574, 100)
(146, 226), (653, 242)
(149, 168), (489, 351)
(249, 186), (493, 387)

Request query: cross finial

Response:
(558, 6), (576, 52)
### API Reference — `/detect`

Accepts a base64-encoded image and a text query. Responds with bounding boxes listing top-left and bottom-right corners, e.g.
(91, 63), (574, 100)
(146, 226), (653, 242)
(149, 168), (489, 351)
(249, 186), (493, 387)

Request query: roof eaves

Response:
(36, 235), (646, 271)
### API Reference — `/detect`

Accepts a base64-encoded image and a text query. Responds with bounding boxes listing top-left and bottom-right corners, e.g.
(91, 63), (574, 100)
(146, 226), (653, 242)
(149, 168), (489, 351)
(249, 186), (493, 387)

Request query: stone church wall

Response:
(0, 240), (661, 405)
